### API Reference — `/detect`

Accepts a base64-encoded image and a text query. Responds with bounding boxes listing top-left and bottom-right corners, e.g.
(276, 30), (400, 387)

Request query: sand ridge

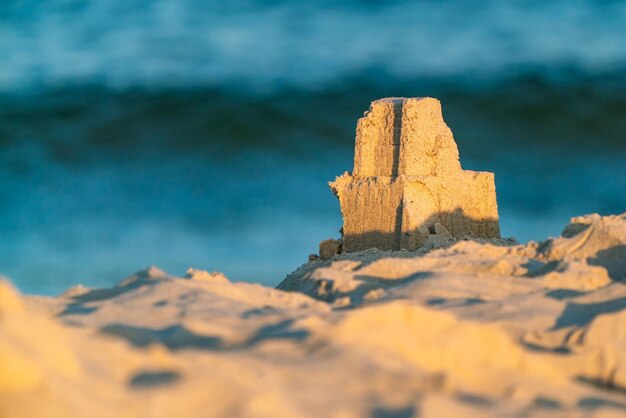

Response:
(1, 212), (625, 417)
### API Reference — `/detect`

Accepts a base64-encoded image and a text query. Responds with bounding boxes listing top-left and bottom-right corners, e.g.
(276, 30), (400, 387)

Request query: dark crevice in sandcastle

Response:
(393, 202), (403, 250)
(319, 97), (500, 258)
(391, 98), (403, 177)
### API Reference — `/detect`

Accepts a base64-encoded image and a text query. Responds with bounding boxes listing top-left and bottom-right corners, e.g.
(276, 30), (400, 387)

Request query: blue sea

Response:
(1, 0), (625, 294)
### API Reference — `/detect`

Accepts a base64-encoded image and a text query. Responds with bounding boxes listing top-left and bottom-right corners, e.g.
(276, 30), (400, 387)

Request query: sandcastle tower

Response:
(330, 97), (500, 253)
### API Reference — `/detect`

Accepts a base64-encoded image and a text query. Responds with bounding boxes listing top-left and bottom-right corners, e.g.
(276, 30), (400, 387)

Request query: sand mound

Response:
(279, 212), (625, 302)
(1, 213), (626, 417)
(0, 280), (80, 395)
(540, 213), (626, 281)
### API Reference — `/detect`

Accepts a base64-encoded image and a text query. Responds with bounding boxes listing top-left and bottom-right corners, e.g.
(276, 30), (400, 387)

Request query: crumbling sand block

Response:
(319, 239), (342, 260)
(331, 97), (500, 252)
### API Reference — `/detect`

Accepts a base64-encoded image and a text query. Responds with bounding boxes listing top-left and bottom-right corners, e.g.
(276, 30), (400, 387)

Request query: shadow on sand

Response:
(100, 319), (310, 352)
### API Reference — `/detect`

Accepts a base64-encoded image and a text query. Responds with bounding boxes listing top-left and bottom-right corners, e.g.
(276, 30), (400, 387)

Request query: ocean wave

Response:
(1, 71), (624, 160)
(1, 0), (625, 93)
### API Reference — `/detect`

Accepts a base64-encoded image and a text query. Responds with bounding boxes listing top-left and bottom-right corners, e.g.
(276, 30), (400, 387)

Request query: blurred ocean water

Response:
(0, 0), (625, 293)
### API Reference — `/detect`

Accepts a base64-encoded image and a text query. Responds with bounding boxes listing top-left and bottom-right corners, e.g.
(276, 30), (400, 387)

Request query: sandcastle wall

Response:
(331, 97), (500, 252)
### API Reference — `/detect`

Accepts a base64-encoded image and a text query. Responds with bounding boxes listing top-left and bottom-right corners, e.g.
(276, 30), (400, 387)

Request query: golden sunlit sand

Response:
(1, 211), (626, 417)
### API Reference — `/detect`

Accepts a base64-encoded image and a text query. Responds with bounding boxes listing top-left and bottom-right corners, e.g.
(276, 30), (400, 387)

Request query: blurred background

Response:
(0, 0), (625, 294)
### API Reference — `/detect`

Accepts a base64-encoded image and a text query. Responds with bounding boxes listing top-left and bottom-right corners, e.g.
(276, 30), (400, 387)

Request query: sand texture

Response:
(1, 212), (626, 417)
(330, 97), (500, 253)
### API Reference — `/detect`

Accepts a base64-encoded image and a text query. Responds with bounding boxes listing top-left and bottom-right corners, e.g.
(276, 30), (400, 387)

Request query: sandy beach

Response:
(1, 210), (625, 417)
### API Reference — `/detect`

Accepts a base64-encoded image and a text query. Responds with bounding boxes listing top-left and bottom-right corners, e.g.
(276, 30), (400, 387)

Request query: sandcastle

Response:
(326, 97), (500, 254)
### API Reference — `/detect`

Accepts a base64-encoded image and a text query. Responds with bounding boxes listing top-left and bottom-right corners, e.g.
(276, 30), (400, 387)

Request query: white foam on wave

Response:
(1, 0), (625, 92)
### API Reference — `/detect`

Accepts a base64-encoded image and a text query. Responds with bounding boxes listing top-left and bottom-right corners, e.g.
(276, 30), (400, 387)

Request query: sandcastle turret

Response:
(329, 97), (500, 253)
